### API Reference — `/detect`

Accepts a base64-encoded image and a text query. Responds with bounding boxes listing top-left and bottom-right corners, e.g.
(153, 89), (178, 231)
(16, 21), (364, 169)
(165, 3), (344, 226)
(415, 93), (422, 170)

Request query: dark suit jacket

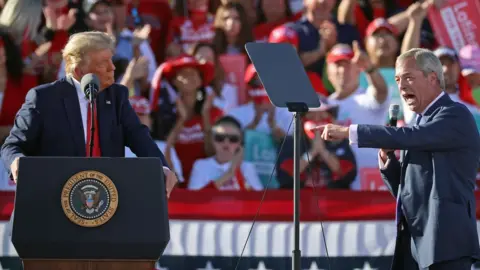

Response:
(0, 77), (169, 174)
(357, 94), (480, 268)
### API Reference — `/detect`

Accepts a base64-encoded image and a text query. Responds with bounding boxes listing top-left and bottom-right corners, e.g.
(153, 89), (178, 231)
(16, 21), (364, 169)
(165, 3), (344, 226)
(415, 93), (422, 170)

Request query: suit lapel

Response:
(403, 93), (453, 165)
(62, 77), (86, 156)
(97, 88), (113, 156)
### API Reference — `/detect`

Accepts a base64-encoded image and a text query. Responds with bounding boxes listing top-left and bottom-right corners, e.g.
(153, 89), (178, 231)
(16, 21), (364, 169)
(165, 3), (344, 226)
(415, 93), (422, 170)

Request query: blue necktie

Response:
(396, 114), (422, 225)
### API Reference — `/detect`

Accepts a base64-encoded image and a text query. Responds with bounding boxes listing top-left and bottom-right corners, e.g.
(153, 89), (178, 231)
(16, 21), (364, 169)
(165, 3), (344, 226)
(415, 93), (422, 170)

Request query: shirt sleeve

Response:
(187, 160), (210, 190)
(349, 124), (358, 145)
(378, 150), (390, 169)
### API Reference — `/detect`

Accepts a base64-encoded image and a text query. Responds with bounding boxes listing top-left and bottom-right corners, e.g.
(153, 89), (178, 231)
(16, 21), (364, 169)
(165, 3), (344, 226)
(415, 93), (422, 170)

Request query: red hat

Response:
(366, 18), (398, 37)
(244, 64), (270, 104)
(129, 96), (151, 115)
(326, 44), (354, 64)
(268, 25), (299, 49)
(150, 55), (215, 111)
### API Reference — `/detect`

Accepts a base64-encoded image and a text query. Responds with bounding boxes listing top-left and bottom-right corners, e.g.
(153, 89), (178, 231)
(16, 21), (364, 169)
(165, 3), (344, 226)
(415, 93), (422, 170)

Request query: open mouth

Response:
(402, 94), (416, 103)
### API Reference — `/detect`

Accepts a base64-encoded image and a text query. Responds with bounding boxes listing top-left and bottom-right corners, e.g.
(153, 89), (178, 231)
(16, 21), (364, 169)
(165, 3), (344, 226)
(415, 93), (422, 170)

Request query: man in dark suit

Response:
(315, 48), (480, 270)
(0, 31), (178, 197)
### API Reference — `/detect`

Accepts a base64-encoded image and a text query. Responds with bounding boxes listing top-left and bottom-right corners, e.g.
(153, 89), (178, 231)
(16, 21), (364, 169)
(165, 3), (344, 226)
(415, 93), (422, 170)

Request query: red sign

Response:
(219, 54), (247, 105)
(427, 0), (480, 51)
(360, 167), (388, 191)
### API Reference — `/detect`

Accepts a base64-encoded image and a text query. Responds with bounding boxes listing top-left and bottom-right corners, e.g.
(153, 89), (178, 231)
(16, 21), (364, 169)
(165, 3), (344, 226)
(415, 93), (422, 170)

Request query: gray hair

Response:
(62, 31), (116, 75)
(397, 48), (445, 89)
(0, 0), (43, 41)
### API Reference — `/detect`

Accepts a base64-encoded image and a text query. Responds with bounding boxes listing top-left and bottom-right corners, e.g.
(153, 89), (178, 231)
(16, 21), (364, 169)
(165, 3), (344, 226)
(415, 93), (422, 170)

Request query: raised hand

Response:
(351, 40), (373, 71)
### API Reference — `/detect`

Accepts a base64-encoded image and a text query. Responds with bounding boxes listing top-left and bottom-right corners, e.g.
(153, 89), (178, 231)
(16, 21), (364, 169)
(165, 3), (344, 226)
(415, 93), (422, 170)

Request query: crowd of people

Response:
(0, 0), (479, 191)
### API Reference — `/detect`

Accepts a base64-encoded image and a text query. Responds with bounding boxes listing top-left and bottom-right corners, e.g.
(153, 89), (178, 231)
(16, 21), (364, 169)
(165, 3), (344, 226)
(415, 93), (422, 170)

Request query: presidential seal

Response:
(61, 171), (119, 227)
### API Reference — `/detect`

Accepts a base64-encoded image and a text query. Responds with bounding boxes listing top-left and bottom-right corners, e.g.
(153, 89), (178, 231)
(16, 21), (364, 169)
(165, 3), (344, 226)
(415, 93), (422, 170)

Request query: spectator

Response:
(150, 55), (223, 185)
(125, 95), (185, 183)
(188, 116), (262, 190)
(0, 0), (72, 134)
(118, 56), (149, 97)
(278, 0), (360, 79)
(0, 30), (25, 139)
(213, 2), (253, 55)
(227, 63), (292, 140)
(190, 42), (238, 112)
(268, 25), (331, 97)
(122, 0), (173, 63)
(459, 45), (480, 107)
(253, 0), (299, 42)
(433, 47), (480, 122)
(166, 0), (215, 58)
(364, 18), (399, 69)
(326, 43), (388, 189)
(58, 0), (158, 85)
(337, 0), (403, 41)
(278, 96), (356, 189)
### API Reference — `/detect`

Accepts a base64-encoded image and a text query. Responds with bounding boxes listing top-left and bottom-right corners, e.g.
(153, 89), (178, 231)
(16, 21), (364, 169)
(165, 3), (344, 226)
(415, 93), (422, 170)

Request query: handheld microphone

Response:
(389, 104), (400, 127)
(387, 104), (400, 159)
(81, 73), (100, 103)
(80, 74), (100, 157)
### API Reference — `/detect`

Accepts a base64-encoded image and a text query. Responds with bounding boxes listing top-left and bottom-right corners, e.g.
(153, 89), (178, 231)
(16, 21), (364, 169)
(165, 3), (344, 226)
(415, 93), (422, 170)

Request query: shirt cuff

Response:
(349, 124), (358, 145)
(378, 151), (390, 169)
(163, 166), (170, 171)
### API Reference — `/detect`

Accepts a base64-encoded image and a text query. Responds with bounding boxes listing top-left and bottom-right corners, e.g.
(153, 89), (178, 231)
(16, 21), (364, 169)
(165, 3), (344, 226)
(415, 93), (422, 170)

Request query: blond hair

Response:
(0, 0), (43, 41)
(62, 31), (116, 75)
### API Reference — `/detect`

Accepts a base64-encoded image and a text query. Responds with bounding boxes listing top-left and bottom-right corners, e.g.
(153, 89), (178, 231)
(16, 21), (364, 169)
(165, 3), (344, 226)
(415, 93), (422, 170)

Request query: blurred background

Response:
(0, 0), (479, 269)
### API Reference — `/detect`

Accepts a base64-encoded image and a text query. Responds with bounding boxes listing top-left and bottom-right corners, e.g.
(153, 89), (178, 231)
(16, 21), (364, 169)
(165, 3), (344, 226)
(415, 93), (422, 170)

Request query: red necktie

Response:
(86, 103), (102, 157)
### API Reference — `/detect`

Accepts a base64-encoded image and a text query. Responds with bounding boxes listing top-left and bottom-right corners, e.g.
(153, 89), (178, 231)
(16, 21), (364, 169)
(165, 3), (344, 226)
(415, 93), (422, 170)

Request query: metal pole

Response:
(292, 112), (301, 270)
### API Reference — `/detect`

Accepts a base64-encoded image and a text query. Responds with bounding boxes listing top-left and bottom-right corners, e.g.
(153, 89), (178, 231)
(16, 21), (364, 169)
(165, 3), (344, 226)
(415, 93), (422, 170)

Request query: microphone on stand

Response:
(80, 74), (100, 157)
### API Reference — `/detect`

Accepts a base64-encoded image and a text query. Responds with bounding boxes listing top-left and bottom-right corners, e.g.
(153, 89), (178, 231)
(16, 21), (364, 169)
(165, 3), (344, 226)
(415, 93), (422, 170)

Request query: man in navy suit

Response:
(0, 31), (178, 197)
(316, 48), (480, 269)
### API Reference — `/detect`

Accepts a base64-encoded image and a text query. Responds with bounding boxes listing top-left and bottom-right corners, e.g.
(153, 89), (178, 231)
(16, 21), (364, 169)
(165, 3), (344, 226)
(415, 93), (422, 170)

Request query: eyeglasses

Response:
(213, 133), (240, 143)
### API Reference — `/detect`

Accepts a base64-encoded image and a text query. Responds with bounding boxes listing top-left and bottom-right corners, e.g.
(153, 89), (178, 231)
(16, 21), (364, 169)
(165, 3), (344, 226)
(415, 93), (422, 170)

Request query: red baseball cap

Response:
(268, 25), (299, 49)
(366, 18), (398, 37)
(326, 44), (354, 64)
(244, 64), (270, 104)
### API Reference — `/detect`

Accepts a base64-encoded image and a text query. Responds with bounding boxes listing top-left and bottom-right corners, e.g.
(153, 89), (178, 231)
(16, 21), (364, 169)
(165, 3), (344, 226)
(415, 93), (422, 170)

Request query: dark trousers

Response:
(391, 218), (473, 270)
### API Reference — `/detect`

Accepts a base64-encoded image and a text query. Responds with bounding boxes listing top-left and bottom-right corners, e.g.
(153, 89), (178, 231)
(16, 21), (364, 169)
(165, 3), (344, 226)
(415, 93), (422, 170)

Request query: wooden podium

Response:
(11, 157), (170, 270)
(22, 260), (155, 270)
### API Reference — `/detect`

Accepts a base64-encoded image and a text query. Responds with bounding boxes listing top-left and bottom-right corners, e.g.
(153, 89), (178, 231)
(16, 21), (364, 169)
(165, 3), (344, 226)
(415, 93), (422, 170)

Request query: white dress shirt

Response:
(71, 77), (171, 171)
(71, 77), (89, 142)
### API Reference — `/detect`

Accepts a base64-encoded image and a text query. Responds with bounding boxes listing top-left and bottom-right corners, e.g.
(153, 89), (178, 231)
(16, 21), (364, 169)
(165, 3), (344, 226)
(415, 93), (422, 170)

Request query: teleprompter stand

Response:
(245, 42), (321, 270)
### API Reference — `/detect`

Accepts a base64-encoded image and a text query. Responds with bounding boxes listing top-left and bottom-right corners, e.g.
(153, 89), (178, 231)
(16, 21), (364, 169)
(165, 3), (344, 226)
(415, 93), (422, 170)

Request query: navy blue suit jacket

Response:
(0, 77), (169, 174)
(357, 94), (480, 268)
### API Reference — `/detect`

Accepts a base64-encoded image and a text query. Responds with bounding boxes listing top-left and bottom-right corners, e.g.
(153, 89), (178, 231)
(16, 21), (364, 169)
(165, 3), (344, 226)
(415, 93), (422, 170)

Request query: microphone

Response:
(386, 104), (400, 159)
(389, 104), (400, 127)
(81, 73), (100, 102)
(80, 74), (100, 157)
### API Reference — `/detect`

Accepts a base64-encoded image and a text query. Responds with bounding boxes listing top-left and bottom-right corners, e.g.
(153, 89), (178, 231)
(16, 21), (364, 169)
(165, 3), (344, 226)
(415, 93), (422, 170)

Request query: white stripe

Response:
(2, 221), (480, 257)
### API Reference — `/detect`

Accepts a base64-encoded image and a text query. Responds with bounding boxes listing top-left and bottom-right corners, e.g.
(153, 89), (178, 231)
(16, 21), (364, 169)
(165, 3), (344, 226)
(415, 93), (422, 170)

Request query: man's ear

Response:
(426, 72), (437, 86)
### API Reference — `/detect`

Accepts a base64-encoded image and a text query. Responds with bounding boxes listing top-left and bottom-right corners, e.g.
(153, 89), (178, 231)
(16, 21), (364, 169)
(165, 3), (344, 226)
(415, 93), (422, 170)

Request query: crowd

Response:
(0, 0), (479, 191)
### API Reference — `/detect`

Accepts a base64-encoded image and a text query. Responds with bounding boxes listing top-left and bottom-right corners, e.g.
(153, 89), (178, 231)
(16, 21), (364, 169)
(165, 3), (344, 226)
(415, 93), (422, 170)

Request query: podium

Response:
(11, 157), (170, 270)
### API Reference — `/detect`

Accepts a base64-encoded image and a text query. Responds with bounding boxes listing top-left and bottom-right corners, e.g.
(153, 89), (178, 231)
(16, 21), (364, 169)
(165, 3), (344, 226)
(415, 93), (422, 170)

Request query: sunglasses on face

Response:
(213, 133), (241, 143)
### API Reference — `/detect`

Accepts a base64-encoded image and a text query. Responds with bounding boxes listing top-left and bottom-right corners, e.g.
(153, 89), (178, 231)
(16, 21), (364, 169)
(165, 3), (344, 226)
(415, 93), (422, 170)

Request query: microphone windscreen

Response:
(389, 104), (400, 120)
(81, 73), (100, 99)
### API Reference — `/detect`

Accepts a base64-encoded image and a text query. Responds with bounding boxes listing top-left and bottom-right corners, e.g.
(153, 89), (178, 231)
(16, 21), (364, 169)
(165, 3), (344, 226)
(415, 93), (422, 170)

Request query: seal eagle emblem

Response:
(61, 171), (119, 227)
